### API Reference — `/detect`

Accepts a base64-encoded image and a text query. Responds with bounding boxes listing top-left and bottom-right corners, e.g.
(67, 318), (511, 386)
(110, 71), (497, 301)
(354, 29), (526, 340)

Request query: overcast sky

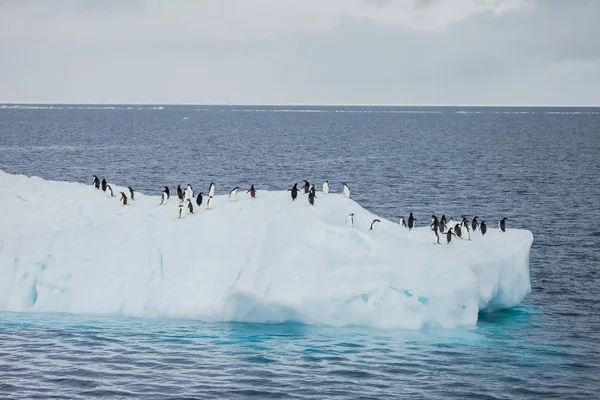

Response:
(0, 0), (598, 105)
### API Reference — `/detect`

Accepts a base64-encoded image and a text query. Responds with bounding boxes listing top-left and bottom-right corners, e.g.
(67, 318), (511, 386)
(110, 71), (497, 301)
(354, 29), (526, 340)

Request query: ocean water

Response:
(1, 105), (599, 399)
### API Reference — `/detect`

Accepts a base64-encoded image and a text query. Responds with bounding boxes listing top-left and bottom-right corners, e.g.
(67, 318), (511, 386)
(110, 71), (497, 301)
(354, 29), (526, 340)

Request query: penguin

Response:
(441, 215), (447, 225)
(92, 175), (100, 189)
(177, 185), (184, 202)
(322, 181), (329, 194)
(229, 187), (239, 201)
(290, 183), (299, 201)
(433, 228), (441, 245)
(430, 215), (439, 232)
(471, 217), (479, 233)
(184, 184), (193, 201)
(196, 192), (203, 206)
(369, 219), (381, 231)
(400, 217), (407, 228)
(454, 224), (463, 240)
(446, 228), (455, 244)
(461, 220), (471, 241)
(247, 184), (256, 198)
(106, 184), (114, 197)
(101, 178), (107, 192)
(343, 183), (351, 199)
(309, 185), (316, 197)
(128, 186), (134, 201)
(303, 180), (310, 194)
(119, 191), (128, 206)
(308, 190), (316, 205)
(187, 199), (194, 214)
(461, 216), (468, 227)
(439, 220), (446, 234)
(448, 217), (455, 229)
(206, 195), (214, 210)
(208, 182), (215, 198)
(499, 217), (508, 232)
(480, 220), (487, 236)
(346, 213), (354, 228)
(178, 204), (184, 218)
(408, 213), (416, 230)
(160, 186), (170, 205)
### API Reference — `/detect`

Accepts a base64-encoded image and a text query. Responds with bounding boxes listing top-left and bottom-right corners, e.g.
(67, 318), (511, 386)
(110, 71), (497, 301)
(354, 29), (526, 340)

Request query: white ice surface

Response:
(0, 171), (533, 329)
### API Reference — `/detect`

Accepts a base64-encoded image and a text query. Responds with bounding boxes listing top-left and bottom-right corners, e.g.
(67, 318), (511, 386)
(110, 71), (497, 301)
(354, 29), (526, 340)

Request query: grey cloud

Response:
(0, 0), (597, 105)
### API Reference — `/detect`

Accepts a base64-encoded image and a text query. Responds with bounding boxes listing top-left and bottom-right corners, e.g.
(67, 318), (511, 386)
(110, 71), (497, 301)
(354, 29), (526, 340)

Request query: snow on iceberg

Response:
(0, 171), (533, 329)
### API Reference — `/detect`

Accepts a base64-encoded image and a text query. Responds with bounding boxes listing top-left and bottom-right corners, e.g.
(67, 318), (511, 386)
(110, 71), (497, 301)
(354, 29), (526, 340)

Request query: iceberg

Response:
(0, 171), (533, 330)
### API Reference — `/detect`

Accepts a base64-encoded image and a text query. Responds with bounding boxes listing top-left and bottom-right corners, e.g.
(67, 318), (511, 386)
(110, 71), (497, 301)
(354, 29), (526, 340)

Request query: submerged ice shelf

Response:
(0, 171), (533, 329)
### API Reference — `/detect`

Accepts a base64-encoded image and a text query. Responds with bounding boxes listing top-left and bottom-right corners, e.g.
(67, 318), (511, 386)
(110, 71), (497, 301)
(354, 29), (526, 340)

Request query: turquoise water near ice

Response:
(0, 105), (599, 398)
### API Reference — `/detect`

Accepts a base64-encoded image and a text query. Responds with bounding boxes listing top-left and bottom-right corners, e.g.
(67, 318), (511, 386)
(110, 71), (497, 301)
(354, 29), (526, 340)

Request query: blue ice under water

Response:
(0, 307), (590, 399)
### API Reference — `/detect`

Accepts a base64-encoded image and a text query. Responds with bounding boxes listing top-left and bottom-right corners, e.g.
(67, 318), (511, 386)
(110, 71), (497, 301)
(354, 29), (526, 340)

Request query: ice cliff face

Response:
(0, 171), (533, 329)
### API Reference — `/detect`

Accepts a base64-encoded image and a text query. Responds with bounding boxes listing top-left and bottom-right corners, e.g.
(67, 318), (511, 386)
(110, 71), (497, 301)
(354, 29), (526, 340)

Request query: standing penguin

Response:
(439, 219), (447, 234)
(247, 184), (256, 198)
(309, 185), (316, 197)
(343, 183), (351, 199)
(196, 192), (203, 206)
(308, 190), (316, 205)
(446, 228), (455, 244)
(119, 191), (128, 206)
(229, 187), (239, 201)
(322, 181), (329, 194)
(471, 217), (479, 233)
(208, 182), (215, 198)
(206, 196), (214, 210)
(408, 213), (416, 230)
(430, 215), (439, 232)
(93, 175), (100, 189)
(178, 204), (184, 219)
(369, 219), (381, 231)
(106, 184), (114, 197)
(441, 215), (447, 225)
(187, 199), (194, 214)
(400, 217), (407, 228)
(454, 224), (463, 240)
(160, 186), (170, 205)
(461, 219), (471, 241)
(346, 213), (354, 227)
(499, 217), (508, 232)
(128, 186), (134, 201)
(101, 178), (107, 192)
(303, 180), (310, 194)
(290, 183), (299, 201)
(480, 221), (487, 236)
(177, 185), (184, 202)
(184, 184), (193, 202)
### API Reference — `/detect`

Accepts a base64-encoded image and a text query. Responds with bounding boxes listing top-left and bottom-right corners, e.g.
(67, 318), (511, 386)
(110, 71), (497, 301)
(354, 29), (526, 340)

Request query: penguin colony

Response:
(91, 175), (508, 243)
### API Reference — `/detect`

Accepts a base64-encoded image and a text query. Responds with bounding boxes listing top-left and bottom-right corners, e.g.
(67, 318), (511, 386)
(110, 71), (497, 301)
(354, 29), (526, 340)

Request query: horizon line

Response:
(1, 102), (599, 108)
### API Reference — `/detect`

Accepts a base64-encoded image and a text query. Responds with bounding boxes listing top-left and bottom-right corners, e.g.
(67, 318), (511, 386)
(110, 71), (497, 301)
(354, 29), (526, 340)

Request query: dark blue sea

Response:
(1, 104), (599, 399)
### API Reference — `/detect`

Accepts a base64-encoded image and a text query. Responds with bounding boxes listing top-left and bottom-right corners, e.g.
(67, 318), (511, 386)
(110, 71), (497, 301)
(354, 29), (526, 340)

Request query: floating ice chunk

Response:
(0, 171), (533, 329)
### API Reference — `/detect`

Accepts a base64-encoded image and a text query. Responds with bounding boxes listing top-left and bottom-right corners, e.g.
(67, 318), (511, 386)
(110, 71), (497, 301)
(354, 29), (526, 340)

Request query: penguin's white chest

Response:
(343, 186), (350, 198)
